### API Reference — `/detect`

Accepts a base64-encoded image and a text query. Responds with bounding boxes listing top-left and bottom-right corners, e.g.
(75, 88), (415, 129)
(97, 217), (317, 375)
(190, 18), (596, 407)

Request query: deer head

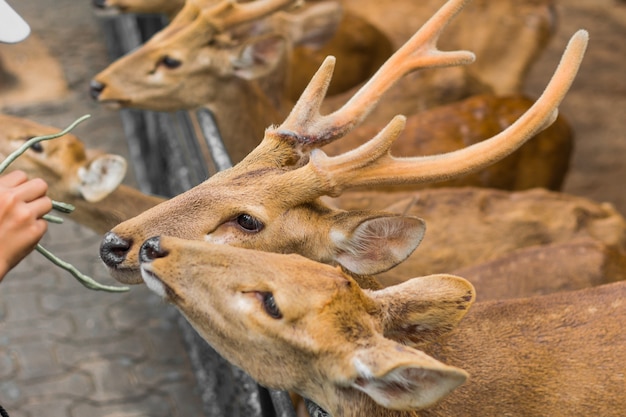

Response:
(0, 114), (165, 233)
(138, 235), (474, 413)
(90, 0), (342, 111)
(99, 0), (588, 285)
(0, 114), (126, 203)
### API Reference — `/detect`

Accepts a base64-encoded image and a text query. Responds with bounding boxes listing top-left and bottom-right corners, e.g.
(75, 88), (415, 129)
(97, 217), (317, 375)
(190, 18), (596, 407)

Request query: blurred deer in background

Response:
(90, 0), (392, 162)
(90, 0), (571, 191)
(98, 0), (589, 297)
(0, 114), (165, 233)
(332, 186), (626, 294)
(138, 235), (626, 416)
(92, 0), (555, 98)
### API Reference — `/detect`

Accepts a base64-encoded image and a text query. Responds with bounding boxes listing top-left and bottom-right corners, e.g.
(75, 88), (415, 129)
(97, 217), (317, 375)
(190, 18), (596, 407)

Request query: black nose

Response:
(92, 0), (108, 9)
(89, 79), (105, 100)
(140, 236), (169, 263)
(100, 232), (132, 267)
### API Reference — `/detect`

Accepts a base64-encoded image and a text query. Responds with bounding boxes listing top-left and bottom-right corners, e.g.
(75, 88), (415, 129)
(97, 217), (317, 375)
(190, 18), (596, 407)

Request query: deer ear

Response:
(371, 274), (475, 347)
(77, 154), (127, 202)
(330, 214), (425, 275)
(345, 340), (467, 410)
(274, 1), (343, 48)
(233, 34), (287, 80)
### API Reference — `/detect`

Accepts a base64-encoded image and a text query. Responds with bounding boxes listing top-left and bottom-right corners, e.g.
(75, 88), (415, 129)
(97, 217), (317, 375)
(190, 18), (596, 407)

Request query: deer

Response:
(92, 0), (555, 98)
(4, 112), (622, 302)
(330, 186), (626, 290)
(90, 0), (570, 191)
(0, 114), (165, 234)
(90, 0), (393, 162)
(98, 0), (590, 296)
(137, 235), (626, 416)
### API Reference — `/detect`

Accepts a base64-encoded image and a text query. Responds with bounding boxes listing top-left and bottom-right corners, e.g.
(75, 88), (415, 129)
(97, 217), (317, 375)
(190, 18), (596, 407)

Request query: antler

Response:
(302, 30), (589, 196)
(270, 0), (475, 148)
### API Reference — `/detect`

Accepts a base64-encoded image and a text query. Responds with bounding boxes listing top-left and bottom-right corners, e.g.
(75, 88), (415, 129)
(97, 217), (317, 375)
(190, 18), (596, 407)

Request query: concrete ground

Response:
(0, 1), (205, 416)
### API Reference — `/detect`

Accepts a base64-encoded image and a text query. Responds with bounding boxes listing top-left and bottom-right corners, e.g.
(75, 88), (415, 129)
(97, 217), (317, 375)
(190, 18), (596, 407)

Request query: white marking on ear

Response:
(352, 357), (374, 380)
(78, 154), (127, 202)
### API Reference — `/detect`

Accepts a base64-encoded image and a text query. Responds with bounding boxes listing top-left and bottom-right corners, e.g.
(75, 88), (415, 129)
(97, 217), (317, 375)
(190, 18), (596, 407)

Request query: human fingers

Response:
(13, 177), (49, 203)
(28, 195), (53, 218)
(0, 170), (28, 188)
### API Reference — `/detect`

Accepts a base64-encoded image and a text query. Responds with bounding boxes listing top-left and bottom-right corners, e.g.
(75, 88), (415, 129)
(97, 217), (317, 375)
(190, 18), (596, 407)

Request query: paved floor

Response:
(0, 1), (205, 417)
(0, 222), (204, 417)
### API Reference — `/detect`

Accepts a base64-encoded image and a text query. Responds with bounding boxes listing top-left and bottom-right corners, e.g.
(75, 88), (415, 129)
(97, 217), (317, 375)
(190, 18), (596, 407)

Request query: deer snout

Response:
(100, 231), (132, 267)
(139, 236), (169, 263)
(89, 79), (106, 100)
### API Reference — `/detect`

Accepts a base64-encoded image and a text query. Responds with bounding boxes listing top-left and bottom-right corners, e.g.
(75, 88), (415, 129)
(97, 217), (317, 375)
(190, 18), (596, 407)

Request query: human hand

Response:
(0, 170), (52, 280)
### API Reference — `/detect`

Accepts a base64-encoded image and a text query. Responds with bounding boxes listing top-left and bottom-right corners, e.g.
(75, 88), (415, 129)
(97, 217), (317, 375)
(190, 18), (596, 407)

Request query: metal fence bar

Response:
(196, 108), (233, 172)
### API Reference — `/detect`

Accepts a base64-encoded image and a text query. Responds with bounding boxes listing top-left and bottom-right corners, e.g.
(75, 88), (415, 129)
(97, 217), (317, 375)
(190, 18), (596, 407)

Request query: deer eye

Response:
(28, 140), (44, 153)
(236, 214), (264, 232)
(160, 55), (182, 69)
(259, 292), (282, 319)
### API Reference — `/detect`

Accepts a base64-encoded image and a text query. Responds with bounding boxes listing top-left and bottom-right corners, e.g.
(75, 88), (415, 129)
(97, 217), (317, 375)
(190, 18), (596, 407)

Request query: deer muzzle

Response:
(99, 231), (132, 267)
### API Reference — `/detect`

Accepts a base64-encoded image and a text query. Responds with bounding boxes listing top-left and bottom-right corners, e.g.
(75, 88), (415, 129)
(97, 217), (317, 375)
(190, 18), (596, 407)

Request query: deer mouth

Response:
(107, 266), (144, 285)
(140, 264), (169, 298)
(99, 99), (130, 110)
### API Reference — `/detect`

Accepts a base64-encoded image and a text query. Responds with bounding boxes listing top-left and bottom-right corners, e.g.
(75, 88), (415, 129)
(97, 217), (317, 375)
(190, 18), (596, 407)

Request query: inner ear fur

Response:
(330, 213), (426, 275)
(232, 34), (287, 80)
(346, 338), (468, 410)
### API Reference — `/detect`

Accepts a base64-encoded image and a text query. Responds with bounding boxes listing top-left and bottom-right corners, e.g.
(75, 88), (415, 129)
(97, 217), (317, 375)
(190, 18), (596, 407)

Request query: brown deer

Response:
(331, 187), (626, 291)
(90, 0), (569, 189)
(0, 114), (165, 234)
(4, 112), (621, 301)
(138, 235), (626, 416)
(90, 0), (394, 162)
(92, 0), (555, 99)
(99, 0), (589, 290)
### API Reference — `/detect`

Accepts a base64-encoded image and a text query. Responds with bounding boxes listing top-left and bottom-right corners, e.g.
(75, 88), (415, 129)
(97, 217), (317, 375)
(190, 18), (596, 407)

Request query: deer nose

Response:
(89, 79), (106, 100)
(100, 232), (132, 267)
(139, 236), (169, 263)
(92, 0), (108, 9)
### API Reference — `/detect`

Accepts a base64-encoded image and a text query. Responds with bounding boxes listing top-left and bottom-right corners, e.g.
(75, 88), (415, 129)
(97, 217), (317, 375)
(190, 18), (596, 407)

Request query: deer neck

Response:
(59, 184), (165, 235)
(206, 74), (290, 164)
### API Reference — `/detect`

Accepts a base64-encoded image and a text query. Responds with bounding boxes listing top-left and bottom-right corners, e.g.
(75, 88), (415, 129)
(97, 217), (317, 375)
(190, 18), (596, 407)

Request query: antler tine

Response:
(201, 0), (297, 32)
(274, 0), (475, 147)
(308, 30), (589, 195)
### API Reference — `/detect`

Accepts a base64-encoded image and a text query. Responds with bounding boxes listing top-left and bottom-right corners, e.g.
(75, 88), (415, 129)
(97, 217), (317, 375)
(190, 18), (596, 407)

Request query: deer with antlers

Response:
(137, 236), (626, 416)
(3, 112), (621, 301)
(90, 0), (572, 192)
(99, 0), (590, 294)
(0, 114), (165, 234)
